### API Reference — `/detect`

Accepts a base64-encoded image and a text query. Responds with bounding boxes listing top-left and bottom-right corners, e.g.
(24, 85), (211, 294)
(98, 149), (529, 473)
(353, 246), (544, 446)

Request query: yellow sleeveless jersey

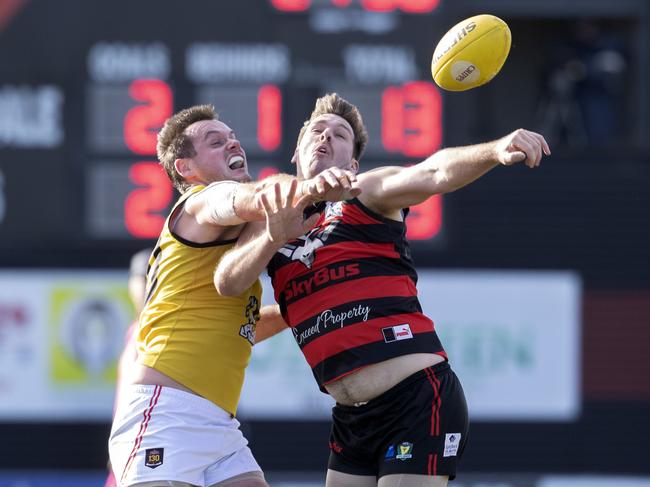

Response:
(137, 185), (262, 416)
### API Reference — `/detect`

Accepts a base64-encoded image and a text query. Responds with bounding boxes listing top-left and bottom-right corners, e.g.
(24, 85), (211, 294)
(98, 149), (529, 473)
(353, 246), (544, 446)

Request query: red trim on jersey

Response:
(428, 453), (438, 476)
(301, 313), (434, 367)
(286, 275), (418, 325)
(424, 367), (442, 436)
(273, 241), (400, 296)
(120, 385), (162, 484)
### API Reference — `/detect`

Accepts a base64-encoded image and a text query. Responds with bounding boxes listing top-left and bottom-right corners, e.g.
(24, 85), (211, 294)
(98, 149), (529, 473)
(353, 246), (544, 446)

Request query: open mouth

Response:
(315, 145), (328, 155)
(228, 155), (245, 170)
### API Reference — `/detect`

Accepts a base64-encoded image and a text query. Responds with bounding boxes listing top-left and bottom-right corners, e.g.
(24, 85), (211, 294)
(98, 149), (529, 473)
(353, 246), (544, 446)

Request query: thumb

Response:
(294, 193), (314, 212)
(502, 151), (526, 165)
(302, 213), (320, 232)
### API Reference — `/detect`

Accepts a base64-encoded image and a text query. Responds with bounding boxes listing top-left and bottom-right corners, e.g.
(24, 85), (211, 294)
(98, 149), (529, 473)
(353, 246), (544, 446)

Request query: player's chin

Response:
(230, 168), (252, 182)
(311, 158), (334, 175)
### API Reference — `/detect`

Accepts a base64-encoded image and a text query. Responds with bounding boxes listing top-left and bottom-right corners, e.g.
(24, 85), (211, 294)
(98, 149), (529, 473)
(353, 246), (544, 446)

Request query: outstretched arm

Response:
(215, 180), (320, 297)
(255, 305), (289, 343)
(179, 168), (358, 242)
(358, 129), (551, 217)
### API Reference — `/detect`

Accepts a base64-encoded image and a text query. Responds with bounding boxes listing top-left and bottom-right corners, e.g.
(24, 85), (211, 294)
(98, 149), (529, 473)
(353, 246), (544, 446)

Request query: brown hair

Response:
(297, 93), (368, 161)
(156, 104), (218, 193)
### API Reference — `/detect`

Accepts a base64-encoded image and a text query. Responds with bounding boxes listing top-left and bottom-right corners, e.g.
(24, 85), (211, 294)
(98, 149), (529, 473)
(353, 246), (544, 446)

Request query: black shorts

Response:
(328, 362), (469, 480)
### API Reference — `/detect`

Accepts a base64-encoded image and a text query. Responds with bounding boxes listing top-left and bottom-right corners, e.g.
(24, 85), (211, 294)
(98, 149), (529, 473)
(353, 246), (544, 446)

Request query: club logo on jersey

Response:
(444, 433), (462, 457)
(385, 444), (396, 460)
(277, 202), (341, 268)
(396, 442), (413, 460)
(144, 448), (164, 468)
(382, 323), (413, 343)
(324, 201), (343, 219)
(239, 295), (259, 345)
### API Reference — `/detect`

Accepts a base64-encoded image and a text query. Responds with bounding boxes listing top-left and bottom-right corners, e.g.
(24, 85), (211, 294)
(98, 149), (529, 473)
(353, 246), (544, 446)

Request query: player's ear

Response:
(290, 148), (298, 165)
(350, 158), (359, 174)
(174, 158), (194, 179)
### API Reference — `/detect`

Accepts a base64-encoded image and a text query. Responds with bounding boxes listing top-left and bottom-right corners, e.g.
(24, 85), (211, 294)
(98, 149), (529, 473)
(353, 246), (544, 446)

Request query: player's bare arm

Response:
(215, 180), (320, 297)
(254, 305), (289, 343)
(176, 169), (358, 244)
(358, 128), (551, 218)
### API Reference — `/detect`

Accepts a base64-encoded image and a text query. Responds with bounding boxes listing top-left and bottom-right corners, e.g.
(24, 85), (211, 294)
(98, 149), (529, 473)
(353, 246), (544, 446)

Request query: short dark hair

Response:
(297, 93), (368, 161)
(156, 104), (218, 193)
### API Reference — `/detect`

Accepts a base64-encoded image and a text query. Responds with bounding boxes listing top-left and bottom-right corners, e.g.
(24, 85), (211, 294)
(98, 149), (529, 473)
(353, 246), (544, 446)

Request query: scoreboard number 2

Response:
(124, 79), (174, 238)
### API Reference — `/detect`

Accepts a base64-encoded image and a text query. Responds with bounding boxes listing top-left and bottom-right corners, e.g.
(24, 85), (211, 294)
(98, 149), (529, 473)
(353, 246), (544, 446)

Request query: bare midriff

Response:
(324, 353), (445, 406)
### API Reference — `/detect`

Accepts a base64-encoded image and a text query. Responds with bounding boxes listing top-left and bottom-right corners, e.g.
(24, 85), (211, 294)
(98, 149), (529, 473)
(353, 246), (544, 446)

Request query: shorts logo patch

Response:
(382, 324), (413, 343)
(385, 444), (396, 460)
(329, 441), (343, 453)
(145, 448), (164, 468)
(396, 442), (413, 460)
(444, 433), (461, 457)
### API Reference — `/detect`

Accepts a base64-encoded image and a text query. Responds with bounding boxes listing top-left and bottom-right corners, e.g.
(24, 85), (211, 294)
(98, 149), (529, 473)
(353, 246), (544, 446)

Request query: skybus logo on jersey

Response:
(382, 324), (413, 343)
(284, 263), (360, 299)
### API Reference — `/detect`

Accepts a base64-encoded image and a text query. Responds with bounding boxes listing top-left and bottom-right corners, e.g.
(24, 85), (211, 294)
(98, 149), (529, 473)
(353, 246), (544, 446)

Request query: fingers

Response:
(285, 178), (298, 207)
(309, 168), (358, 197)
(503, 151), (527, 164)
(327, 167), (356, 191)
(505, 129), (551, 168)
(273, 182), (283, 208)
(320, 171), (340, 191)
(537, 133), (552, 156)
(315, 174), (326, 195)
(259, 191), (272, 217)
(518, 131), (541, 168)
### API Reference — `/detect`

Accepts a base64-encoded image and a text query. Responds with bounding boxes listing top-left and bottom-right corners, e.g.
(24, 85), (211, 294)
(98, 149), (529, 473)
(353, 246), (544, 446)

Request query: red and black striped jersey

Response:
(267, 198), (447, 390)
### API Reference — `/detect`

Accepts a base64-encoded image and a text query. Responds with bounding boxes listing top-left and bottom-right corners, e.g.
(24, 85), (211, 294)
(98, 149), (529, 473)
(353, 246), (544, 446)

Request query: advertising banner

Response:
(0, 269), (580, 421)
(0, 271), (131, 420)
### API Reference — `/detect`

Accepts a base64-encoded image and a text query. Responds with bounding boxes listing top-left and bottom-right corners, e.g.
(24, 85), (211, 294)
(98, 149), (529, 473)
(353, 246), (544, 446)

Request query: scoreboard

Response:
(0, 0), (461, 265)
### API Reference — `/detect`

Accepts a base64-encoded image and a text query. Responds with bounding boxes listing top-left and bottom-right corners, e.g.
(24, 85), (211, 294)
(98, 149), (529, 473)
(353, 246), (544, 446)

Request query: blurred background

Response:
(0, 0), (649, 485)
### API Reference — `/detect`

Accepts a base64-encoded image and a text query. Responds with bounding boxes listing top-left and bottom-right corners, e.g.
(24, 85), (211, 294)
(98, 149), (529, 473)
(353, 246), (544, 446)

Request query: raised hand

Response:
(300, 167), (361, 202)
(494, 129), (551, 168)
(259, 179), (321, 244)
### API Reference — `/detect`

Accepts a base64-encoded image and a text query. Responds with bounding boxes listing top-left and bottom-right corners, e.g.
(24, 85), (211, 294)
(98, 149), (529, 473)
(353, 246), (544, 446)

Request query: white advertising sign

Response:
(239, 271), (581, 421)
(0, 270), (131, 420)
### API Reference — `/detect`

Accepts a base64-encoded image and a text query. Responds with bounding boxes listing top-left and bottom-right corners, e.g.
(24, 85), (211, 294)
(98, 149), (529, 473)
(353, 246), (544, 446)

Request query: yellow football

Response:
(431, 14), (511, 92)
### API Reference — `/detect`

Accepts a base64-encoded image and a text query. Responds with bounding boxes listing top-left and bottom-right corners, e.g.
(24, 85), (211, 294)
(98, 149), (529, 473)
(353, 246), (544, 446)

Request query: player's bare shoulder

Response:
(357, 165), (402, 186)
(356, 166), (406, 220)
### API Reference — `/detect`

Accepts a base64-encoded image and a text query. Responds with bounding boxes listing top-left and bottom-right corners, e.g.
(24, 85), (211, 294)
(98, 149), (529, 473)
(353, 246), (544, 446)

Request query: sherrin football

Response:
(431, 14), (511, 92)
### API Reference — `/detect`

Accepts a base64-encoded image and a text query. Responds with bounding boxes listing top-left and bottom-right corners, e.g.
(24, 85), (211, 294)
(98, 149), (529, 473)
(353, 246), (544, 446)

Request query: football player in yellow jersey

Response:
(109, 104), (360, 487)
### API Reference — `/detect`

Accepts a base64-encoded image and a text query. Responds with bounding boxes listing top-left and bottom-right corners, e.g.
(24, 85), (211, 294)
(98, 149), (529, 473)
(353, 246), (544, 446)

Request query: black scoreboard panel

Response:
(1, 0), (647, 287)
(0, 0), (450, 261)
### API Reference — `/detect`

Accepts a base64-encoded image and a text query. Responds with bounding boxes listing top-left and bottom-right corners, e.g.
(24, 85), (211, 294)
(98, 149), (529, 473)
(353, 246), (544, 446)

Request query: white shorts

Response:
(109, 385), (262, 487)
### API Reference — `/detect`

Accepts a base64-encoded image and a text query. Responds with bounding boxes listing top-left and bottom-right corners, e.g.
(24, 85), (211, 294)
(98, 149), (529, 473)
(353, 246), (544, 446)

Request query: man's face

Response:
(294, 113), (357, 179)
(183, 119), (250, 185)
